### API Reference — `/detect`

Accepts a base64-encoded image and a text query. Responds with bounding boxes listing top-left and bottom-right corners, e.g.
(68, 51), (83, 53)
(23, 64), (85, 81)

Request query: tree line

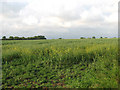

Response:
(59, 36), (113, 39)
(2, 35), (46, 40)
(80, 36), (111, 39)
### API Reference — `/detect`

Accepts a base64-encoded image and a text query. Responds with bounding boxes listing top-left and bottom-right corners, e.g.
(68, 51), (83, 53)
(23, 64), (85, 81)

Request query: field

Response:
(2, 38), (119, 88)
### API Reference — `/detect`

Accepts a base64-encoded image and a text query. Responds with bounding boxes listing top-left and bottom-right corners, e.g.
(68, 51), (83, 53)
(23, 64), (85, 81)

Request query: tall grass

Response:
(2, 39), (118, 88)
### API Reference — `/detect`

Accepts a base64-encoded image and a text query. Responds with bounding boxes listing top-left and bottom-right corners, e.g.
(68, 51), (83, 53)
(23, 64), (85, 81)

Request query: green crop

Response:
(2, 39), (118, 88)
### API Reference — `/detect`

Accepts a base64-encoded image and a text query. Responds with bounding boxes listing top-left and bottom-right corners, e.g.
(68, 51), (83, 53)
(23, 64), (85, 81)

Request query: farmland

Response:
(2, 38), (119, 88)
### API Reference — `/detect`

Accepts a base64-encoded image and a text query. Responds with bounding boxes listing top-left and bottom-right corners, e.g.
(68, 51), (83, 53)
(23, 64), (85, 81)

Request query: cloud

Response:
(0, 0), (118, 39)
(0, 0), (31, 3)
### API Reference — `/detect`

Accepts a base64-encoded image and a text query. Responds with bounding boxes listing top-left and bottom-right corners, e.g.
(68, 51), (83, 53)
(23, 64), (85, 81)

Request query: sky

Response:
(0, 0), (118, 39)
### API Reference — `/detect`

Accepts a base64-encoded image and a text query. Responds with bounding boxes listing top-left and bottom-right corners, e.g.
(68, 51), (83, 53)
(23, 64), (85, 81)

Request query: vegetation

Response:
(2, 38), (118, 88)
(2, 35), (46, 40)
(2, 36), (6, 40)
(80, 37), (85, 39)
(92, 36), (96, 39)
(58, 38), (62, 39)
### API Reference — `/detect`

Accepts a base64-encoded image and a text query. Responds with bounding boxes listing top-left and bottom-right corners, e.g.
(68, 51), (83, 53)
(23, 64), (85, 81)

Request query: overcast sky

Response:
(0, 0), (118, 39)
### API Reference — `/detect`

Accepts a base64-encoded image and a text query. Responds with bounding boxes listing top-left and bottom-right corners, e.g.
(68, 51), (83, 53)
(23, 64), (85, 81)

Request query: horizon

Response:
(1, 35), (118, 40)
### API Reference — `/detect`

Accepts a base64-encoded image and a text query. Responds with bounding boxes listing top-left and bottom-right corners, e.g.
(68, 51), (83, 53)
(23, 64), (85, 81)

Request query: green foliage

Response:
(2, 35), (46, 40)
(80, 37), (85, 39)
(9, 36), (14, 40)
(58, 38), (62, 39)
(14, 36), (20, 40)
(2, 39), (118, 88)
(92, 36), (96, 39)
(2, 36), (6, 40)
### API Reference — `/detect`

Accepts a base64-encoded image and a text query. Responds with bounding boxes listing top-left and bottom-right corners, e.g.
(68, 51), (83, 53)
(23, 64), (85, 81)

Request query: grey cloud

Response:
(86, 16), (105, 23)
(0, 2), (27, 18)
(0, 1), (118, 39)
(57, 10), (81, 21)
(2, 23), (118, 39)
(1, 2), (27, 13)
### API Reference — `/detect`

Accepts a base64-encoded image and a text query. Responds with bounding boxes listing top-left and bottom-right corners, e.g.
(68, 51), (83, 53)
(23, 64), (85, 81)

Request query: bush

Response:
(80, 37), (85, 39)
(92, 36), (96, 39)
(2, 36), (6, 40)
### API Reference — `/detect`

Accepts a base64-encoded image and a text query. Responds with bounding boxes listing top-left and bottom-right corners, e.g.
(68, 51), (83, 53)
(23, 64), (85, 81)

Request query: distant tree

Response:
(100, 37), (103, 39)
(105, 37), (108, 39)
(27, 37), (33, 40)
(34, 36), (38, 39)
(38, 35), (46, 39)
(2, 36), (6, 40)
(32, 35), (46, 40)
(14, 36), (20, 40)
(9, 36), (14, 40)
(19, 37), (23, 40)
(80, 37), (83, 39)
(2, 35), (46, 40)
(92, 36), (96, 39)
(80, 37), (85, 39)
(21, 37), (25, 40)
(27, 37), (29, 39)
(59, 38), (62, 39)
(28, 37), (34, 40)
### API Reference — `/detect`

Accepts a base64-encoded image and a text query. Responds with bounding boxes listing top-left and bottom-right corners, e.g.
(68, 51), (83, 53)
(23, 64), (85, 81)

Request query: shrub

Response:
(92, 36), (96, 39)
(80, 37), (85, 39)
